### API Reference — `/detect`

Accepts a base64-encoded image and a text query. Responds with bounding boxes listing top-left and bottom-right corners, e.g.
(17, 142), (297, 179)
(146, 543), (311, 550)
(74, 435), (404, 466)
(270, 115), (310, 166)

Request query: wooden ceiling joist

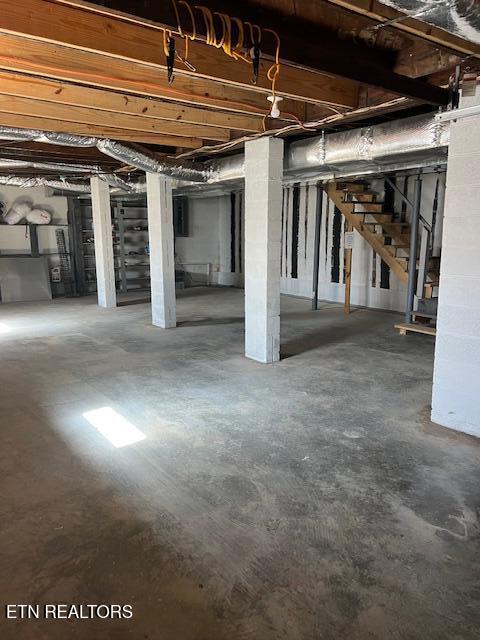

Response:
(0, 71), (263, 133)
(43, 0), (449, 105)
(323, 0), (480, 59)
(0, 33), (307, 122)
(0, 141), (121, 167)
(0, 94), (232, 141)
(0, 0), (359, 108)
(0, 112), (204, 148)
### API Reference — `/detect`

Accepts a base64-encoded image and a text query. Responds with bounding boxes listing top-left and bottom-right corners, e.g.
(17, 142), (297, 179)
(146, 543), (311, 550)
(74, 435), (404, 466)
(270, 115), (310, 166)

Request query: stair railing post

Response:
(405, 175), (422, 323)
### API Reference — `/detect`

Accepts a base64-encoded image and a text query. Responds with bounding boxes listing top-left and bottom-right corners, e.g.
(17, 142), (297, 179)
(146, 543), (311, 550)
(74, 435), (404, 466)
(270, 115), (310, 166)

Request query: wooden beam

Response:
(0, 94), (231, 141)
(0, 33), (306, 121)
(395, 42), (461, 78)
(0, 71), (264, 133)
(323, 0), (480, 59)
(0, 112), (203, 147)
(0, 0), (359, 107)
(52, 0), (448, 104)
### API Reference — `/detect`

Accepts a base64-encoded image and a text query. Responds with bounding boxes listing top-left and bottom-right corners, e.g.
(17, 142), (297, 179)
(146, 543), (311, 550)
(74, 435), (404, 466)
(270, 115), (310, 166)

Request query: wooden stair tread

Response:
(336, 182), (368, 192)
(344, 194), (379, 203)
(395, 323), (436, 336)
(328, 182), (409, 285)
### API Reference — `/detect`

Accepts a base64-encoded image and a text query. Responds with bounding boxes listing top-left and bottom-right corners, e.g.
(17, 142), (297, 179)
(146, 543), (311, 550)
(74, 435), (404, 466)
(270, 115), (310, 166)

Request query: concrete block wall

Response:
(174, 194), (232, 286)
(206, 173), (442, 312)
(431, 91), (480, 437)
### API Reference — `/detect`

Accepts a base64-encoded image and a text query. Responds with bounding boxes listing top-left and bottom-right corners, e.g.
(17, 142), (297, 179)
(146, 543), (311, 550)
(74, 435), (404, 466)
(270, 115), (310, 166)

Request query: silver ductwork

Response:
(0, 175), (92, 191)
(285, 113), (449, 173)
(0, 159), (102, 173)
(0, 126), (209, 183)
(0, 127), (98, 147)
(183, 113), (450, 184)
(0, 113), (451, 191)
(96, 139), (208, 182)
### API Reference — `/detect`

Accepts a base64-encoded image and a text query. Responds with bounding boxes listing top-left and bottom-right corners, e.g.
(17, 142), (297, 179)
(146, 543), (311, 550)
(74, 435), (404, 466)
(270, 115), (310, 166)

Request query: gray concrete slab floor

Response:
(0, 287), (479, 639)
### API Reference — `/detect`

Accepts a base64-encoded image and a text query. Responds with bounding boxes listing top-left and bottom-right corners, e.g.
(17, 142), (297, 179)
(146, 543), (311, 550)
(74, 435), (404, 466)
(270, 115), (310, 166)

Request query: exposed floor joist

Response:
(0, 73), (264, 133)
(0, 94), (232, 142)
(0, 112), (204, 147)
(55, 0), (450, 104)
(0, 33), (307, 121)
(0, 0), (360, 108)
(323, 0), (480, 58)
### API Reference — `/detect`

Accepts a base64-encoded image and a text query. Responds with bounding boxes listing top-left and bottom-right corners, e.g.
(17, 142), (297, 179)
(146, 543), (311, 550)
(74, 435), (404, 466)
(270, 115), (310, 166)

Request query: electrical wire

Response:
(172, 0), (285, 126)
(0, 55), (281, 120)
(175, 96), (412, 160)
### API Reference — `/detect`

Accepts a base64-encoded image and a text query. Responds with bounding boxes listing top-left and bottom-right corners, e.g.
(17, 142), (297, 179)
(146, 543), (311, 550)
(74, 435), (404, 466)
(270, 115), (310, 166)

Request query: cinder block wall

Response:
(432, 90), (480, 437)
(201, 172), (444, 313)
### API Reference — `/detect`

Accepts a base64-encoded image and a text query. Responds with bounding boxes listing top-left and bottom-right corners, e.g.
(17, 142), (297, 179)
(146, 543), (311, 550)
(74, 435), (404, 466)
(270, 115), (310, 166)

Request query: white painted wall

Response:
(194, 172), (444, 313)
(0, 186), (69, 296)
(432, 90), (480, 438)
(174, 194), (235, 286)
(0, 185), (68, 252)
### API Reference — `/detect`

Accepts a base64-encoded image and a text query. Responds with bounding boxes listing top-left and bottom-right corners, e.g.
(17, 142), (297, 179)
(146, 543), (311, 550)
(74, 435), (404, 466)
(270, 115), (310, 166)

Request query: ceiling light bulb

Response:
(267, 95), (283, 119)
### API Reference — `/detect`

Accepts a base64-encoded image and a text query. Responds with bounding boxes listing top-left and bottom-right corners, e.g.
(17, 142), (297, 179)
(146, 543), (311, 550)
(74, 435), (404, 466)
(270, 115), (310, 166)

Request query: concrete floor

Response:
(1, 287), (479, 639)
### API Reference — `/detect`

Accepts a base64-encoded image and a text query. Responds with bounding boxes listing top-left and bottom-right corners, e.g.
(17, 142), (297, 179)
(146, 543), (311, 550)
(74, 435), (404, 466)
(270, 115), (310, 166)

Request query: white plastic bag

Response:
(3, 202), (32, 225)
(26, 208), (51, 225)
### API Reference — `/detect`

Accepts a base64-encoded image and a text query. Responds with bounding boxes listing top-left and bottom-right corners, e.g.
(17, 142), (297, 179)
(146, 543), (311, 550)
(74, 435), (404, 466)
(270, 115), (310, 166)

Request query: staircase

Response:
(326, 180), (439, 335)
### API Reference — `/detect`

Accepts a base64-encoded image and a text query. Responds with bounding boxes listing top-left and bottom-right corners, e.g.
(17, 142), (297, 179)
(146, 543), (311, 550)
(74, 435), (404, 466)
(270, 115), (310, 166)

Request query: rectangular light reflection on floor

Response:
(83, 407), (146, 448)
(0, 323), (11, 334)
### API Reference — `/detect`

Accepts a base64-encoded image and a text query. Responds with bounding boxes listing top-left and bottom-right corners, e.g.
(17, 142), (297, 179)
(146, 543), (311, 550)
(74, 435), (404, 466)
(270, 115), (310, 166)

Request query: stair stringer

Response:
(326, 183), (409, 285)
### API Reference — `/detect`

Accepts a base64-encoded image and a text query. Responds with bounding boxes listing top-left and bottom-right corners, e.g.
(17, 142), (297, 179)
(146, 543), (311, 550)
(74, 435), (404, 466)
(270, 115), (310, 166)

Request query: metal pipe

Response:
(405, 175), (422, 324)
(383, 174), (414, 211)
(435, 104), (480, 123)
(312, 184), (323, 310)
(383, 173), (432, 233)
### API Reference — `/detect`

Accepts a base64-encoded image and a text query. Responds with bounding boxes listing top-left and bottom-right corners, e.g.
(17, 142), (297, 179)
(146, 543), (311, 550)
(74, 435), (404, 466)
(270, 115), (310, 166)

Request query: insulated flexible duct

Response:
(285, 113), (449, 172)
(0, 175), (92, 191)
(0, 113), (451, 190)
(0, 160), (102, 173)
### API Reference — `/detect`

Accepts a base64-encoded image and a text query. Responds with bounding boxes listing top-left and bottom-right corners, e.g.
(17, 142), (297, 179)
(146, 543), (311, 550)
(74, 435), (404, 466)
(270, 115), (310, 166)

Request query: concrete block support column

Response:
(90, 176), (116, 308)
(146, 173), (176, 328)
(244, 137), (284, 363)
(431, 90), (480, 437)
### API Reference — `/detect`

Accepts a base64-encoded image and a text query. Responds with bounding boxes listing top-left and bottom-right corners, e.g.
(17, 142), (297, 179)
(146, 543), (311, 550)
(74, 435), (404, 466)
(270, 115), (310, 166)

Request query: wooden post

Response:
(344, 222), (353, 314)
